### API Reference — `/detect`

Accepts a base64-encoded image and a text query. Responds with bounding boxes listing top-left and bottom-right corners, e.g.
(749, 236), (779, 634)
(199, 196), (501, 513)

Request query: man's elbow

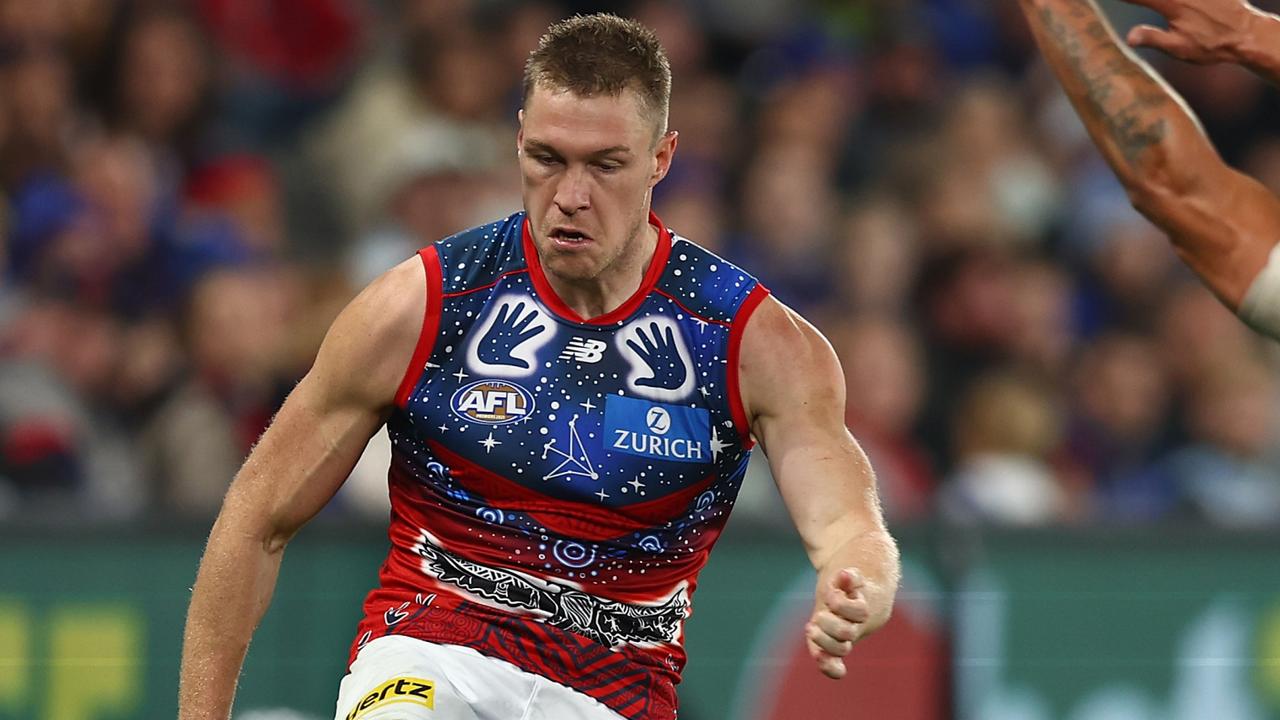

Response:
(1126, 180), (1207, 241)
(208, 488), (296, 558)
(1123, 166), (1214, 264)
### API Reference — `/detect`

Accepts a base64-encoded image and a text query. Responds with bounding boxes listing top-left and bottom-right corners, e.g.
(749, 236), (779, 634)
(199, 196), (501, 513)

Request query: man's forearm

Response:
(179, 519), (286, 720)
(1020, 0), (1215, 195)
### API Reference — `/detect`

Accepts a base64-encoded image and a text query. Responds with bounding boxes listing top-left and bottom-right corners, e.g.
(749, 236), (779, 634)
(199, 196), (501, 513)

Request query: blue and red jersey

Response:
(351, 211), (769, 720)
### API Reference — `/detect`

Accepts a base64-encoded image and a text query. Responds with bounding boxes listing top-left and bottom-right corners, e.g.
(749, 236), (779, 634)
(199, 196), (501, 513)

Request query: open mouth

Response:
(550, 227), (593, 246)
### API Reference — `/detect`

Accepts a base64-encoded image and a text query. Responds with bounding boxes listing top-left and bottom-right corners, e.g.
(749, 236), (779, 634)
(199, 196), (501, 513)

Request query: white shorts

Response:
(333, 635), (625, 720)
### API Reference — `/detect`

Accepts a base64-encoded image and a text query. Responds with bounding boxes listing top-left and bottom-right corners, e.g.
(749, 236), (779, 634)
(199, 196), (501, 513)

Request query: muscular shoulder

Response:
(308, 255), (427, 412)
(737, 296), (844, 431)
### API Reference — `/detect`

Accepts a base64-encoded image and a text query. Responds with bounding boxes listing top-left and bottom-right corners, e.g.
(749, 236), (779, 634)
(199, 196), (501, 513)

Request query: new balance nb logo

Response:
(560, 337), (607, 364)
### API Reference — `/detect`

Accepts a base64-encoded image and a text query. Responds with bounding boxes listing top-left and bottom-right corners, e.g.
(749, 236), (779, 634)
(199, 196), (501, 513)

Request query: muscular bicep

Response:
(739, 298), (886, 567)
(215, 257), (426, 547)
(1142, 161), (1280, 309)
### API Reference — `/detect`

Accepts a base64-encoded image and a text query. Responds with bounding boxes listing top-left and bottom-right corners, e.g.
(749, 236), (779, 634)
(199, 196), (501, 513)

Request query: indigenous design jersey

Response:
(351, 211), (769, 720)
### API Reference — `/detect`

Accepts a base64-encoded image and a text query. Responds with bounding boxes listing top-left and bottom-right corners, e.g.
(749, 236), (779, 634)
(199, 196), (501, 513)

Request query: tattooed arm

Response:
(1124, 0), (1280, 88)
(1020, 0), (1280, 313)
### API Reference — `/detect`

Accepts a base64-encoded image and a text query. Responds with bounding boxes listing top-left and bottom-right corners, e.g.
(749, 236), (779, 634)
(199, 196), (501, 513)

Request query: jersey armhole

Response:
(727, 283), (770, 450)
(394, 245), (444, 409)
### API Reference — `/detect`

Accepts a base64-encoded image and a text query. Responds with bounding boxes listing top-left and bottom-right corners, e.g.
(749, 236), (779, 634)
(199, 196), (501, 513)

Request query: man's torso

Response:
(351, 211), (768, 720)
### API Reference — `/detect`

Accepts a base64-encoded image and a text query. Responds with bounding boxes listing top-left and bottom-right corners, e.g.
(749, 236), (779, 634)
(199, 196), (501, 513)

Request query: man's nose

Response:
(553, 166), (591, 215)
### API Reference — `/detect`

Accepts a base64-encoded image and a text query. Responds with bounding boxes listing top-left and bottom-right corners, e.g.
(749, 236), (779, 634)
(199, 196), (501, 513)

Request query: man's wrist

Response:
(1234, 9), (1280, 73)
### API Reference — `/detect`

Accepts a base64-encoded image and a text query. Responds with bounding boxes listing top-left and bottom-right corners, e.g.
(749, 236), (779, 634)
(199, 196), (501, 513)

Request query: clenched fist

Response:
(805, 568), (871, 679)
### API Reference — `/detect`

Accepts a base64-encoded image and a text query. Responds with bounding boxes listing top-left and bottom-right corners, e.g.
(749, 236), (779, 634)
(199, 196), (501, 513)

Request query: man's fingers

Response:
(806, 620), (853, 657)
(1126, 25), (1200, 59)
(814, 611), (863, 646)
(833, 568), (865, 595)
(806, 637), (847, 679)
(809, 615), (858, 655)
(819, 656), (846, 679)
(825, 586), (870, 623)
(806, 569), (870, 680)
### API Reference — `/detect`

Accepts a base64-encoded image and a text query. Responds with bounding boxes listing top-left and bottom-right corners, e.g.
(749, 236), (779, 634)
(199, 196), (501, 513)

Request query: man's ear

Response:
(650, 130), (679, 187)
(516, 109), (525, 155)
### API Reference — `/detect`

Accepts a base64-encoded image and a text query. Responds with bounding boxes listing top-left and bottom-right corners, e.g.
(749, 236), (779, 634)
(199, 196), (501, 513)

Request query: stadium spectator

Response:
(940, 370), (1077, 525)
(1067, 332), (1176, 521)
(828, 314), (936, 521)
(1163, 354), (1280, 528)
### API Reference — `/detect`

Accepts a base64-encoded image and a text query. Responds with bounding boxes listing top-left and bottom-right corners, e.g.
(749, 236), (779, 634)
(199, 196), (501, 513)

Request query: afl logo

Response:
(451, 380), (535, 425)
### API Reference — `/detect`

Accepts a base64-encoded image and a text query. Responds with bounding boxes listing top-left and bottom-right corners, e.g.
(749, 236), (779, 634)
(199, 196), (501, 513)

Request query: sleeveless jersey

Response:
(350, 211), (770, 720)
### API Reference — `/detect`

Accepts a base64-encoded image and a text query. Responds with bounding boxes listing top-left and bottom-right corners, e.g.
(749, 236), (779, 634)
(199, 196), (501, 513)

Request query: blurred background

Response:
(4, 0), (1280, 718)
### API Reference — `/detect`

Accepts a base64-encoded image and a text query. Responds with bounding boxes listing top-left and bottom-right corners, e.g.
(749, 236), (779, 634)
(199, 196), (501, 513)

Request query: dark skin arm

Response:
(1124, 0), (1280, 88)
(1019, 0), (1280, 309)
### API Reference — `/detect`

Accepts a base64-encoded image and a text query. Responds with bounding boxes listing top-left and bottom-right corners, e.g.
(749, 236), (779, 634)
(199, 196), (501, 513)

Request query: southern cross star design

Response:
(479, 431), (502, 453)
(541, 415), (598, 481)
(710, 426), (728, 461)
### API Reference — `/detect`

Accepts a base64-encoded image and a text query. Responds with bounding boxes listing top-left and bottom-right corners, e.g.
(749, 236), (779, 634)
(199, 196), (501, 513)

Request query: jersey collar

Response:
(521, 210), (672, 325)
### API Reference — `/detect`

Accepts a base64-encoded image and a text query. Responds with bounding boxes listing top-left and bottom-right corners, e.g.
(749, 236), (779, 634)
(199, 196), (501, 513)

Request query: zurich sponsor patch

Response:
(451, 379), (534, 425)
(604, 394), (710, 463)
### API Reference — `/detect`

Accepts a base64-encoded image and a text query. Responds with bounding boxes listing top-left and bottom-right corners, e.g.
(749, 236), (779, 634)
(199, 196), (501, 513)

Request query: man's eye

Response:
(533, 154), (559, 166)
(594, 162), (621, 173)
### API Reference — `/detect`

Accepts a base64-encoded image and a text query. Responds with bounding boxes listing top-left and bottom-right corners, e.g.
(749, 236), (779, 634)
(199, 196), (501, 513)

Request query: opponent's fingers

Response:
(806, 636), (847, 679)
(825, 585), (870, 623)
(1126, 25), (1202, 59)
(833, 568), (865, 596)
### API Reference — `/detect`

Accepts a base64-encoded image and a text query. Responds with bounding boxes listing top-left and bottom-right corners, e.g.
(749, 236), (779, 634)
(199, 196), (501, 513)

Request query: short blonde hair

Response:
(523, 13), (672, 138)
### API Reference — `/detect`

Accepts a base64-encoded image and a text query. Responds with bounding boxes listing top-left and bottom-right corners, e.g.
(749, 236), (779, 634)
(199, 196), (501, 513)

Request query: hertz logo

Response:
(345, 677), (434, 719)
(451, 380), (534, 425)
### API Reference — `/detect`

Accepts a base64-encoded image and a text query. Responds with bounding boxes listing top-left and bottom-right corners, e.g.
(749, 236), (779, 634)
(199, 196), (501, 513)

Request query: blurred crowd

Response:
(3, 0), (1280, 529)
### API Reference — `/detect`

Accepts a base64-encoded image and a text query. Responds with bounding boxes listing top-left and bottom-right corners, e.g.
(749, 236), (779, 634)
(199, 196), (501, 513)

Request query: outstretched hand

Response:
(805, 568), (871, 680)
(625, 321), (688, 390)
(1122, 0), (1265, 64)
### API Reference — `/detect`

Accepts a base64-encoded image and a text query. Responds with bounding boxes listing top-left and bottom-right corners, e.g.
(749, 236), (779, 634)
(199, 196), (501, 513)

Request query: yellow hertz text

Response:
(345, 677), (435, 719)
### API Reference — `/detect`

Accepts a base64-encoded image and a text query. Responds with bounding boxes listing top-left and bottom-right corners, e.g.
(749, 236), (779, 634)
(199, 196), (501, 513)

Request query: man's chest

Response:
(403, 283), (735, 509)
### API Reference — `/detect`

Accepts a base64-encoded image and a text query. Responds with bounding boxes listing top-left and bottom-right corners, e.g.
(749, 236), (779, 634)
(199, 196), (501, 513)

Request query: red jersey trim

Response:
(727, 284), (770, 449)
(394, 246), (444, 409)
(522, 211), (673, 325)
(442, 269), (529, 299)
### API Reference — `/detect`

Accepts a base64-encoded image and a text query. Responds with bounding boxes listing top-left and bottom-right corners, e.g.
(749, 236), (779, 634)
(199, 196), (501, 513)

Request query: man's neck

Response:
(544, 220), (660, 320)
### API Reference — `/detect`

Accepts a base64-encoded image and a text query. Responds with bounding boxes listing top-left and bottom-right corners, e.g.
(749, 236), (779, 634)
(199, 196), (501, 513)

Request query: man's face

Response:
(518, 84), (676, 283)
